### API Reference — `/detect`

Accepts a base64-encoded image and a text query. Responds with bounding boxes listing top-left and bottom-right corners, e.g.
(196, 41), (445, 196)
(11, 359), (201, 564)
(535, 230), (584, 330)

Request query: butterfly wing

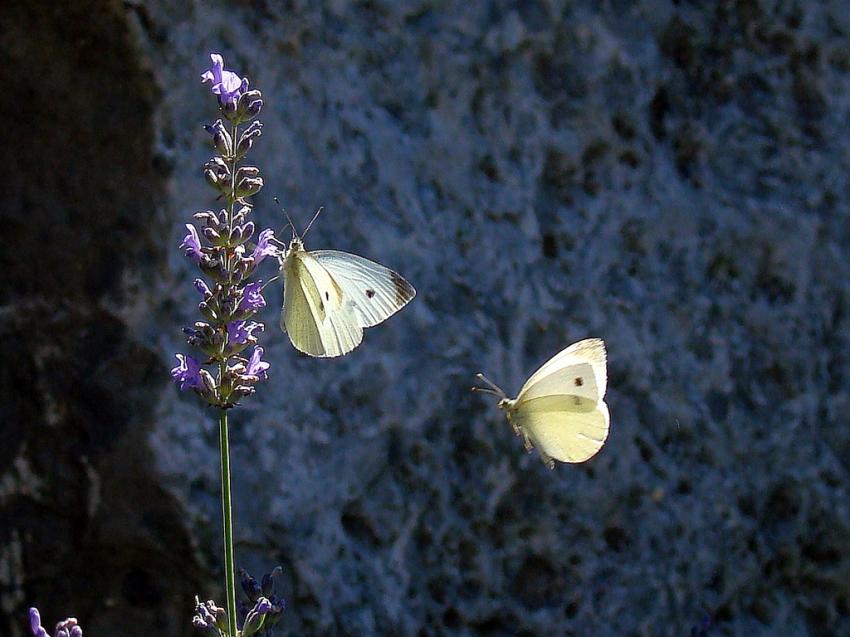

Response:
(310, 250), (415, 328)
(511, 396), (610, 468)
(517, 338), (607, 404)
(281, 248), (363, 357)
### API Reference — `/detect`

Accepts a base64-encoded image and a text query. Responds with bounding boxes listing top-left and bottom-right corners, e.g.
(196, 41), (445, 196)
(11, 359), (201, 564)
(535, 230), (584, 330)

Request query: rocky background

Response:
(2, 1), (850, 635)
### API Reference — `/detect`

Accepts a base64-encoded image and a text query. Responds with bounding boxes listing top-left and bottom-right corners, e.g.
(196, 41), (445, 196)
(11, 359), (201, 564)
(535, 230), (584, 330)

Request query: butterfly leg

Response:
(536, 448), (555, 471)
(509, 416), (521, 437)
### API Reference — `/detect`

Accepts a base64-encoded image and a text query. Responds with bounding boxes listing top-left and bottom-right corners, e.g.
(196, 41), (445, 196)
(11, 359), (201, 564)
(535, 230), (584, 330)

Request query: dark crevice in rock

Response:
(0, 2), (200, 636)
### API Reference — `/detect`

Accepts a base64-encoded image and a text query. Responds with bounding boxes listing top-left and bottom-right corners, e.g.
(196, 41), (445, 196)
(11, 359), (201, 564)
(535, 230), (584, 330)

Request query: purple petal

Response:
(227, 320), (263, 345)
(251, 229), (280, 266)
(255, 597), (273, 614)
(194, 278), (211, 297)
(171, 354), (205, 391)
(180, 224), (203, 262)
(201, 53), (248, 107)
(26, 608), (50, 637)
(201, 53), (224, 84)
(239, 281), (266, 312)
(246, 347), (270, 380)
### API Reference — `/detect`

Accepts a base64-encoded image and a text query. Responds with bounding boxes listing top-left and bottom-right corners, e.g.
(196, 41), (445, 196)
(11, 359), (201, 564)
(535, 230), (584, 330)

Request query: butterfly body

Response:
(483, 338), (610, 469)
(280, 237), (415, 357)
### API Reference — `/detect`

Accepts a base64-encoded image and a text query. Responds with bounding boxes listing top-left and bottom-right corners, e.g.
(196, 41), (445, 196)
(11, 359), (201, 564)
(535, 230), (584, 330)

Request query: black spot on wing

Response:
(574, 377), (584, 387)
(325, 291), (330, 301)
(365, 288), (375, 299)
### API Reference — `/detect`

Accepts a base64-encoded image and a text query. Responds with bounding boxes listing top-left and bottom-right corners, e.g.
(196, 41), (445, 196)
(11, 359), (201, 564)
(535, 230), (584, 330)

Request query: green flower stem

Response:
(219, 407), (238, 637)
(219, 120), (241, 637)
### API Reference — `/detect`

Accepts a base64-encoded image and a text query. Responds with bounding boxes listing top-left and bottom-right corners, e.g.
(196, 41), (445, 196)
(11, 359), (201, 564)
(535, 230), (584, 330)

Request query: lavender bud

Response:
(261, 566), (283, 596)
(236, 176), (263, 198)
(248, 98), (263, 115)
(203, 157), (231, 193)
(231, 221), (255, 246)
(199, 256), (229, 282)
(200, 369), (218, 394)
(237, 89), (263, 120)
(56, 630), (69, 637)
(240, 569), (262, 599)
(236, 121), (263, 159)
(198, 301), (218, 322)
(193, 210), (221, 229)
(234, 166), (259, 181)
(222, 94), (240, 120)
(193, 279), (212, 297)
(70, 628), (82, 637)
(203, 226), (228, 246)
(232, 384), (256, 398)
(241, 598), (271, 637)
(205, 119), (233, 156)
(235, 204), (252, 221)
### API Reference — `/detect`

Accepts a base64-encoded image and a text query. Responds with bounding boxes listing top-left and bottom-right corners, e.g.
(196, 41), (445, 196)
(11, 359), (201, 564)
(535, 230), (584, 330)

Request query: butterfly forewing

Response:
(517, 338), (607, 404)
(311, 250), (416, 328)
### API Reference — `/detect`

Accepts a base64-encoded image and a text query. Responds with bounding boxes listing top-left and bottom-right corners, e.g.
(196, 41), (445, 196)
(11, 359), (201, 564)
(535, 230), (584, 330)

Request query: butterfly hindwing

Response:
(282, 248), (363, 357)
(512, 395), (610, 466)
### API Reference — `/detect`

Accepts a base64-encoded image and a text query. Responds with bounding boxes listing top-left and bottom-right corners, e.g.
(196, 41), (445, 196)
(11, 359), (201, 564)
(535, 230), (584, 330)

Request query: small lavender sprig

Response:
(237, 567), (286, 637)
(171, 53), (278, 637)
(28, 608), (82, 637)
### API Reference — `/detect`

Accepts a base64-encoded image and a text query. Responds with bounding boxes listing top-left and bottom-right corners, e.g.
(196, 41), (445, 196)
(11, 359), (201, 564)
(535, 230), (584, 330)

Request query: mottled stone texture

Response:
(4, 0), (850, 636)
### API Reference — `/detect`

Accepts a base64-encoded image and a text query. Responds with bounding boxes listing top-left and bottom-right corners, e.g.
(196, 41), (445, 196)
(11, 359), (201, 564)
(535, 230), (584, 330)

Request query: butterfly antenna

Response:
(259, 275), (280, 291)
(274, 196), (298, 239)
(472, 373), (507, 399)
(302, 205), (324, 238)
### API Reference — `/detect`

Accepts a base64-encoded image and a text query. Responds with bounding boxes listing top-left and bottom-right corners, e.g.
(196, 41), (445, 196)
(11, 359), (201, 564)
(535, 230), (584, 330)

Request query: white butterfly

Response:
(475, 338), (610, 469)
(278, 236), (416, 357)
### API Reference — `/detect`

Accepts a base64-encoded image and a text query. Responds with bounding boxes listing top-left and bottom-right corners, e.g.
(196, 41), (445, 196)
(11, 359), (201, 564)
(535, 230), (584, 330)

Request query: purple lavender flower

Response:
(194, 278), (212, 297)
(171, 353), (205, 391)
(201, 53), (248, 107)
(29, 608), (49, 637)
(227, 320), (263, 345)
(28, 608), (82, 637)
(180, 224), (203, 262)
(239, 280), (266, 312)
(250, 229), (279, 267)
(246, 347), (270, 380)
(193, 597), (227, 635)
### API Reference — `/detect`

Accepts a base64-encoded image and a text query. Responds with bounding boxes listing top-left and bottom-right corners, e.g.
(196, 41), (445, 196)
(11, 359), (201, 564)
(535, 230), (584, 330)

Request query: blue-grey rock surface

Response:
(3, 1), (849, 636)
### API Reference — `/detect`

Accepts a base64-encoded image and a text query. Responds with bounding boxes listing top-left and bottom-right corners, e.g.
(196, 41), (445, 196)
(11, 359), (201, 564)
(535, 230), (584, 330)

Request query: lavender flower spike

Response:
(201, 53), (249, 107)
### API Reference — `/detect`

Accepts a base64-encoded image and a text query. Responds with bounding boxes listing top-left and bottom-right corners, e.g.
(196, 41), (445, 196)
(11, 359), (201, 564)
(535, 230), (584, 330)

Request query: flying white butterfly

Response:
(474, 338), (610, 469)
(274, 209), (415, 357)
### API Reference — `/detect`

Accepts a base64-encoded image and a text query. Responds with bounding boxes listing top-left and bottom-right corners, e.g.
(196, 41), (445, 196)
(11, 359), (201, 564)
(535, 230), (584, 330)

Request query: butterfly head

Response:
(497, 397), (515, 411)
